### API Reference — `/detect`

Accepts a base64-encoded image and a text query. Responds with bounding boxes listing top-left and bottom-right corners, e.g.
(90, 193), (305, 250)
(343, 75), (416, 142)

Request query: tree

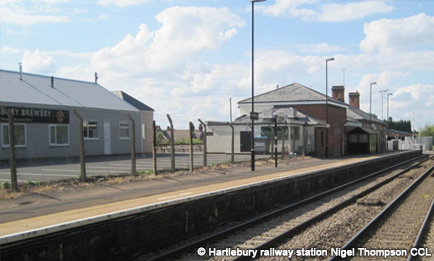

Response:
(420, 124), (434, 138)
(387, 118), (412, 132)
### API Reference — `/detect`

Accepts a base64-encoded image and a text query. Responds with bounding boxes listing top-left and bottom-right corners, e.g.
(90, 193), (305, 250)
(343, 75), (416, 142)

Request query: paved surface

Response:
(0, 151), (404, 242)
(0, 153), (269, 182)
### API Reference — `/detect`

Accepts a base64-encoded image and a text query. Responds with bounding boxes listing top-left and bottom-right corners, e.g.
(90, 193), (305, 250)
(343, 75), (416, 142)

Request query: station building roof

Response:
(0, 69), (138, 112)
(238, 82), (347, 108)
(112, 91), (154, 112)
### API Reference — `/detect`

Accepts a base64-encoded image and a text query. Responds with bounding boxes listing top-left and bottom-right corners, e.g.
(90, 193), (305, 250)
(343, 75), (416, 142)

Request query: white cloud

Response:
(0, 46), (22, 54)
(0, 5), (69, 26)
(261, 0), (320, 18)
(317, 2), (394, 22)
(262, 0), (394, 22)
(91, 7), (244, 75)
(297, 43), (344, 53)
(360, 13), (434, 54)
(97, 0), (151, 7)
(22, 49), (57, 74)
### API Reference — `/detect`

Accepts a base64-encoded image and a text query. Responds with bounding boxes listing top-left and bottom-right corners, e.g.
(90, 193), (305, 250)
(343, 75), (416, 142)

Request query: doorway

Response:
(240, 131), (251, 152)
(104, 121), (112, 155)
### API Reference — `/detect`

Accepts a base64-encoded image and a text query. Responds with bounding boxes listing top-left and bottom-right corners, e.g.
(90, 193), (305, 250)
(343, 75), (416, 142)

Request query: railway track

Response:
(134, 155), (433, 261)
(330, 164), (434, 260)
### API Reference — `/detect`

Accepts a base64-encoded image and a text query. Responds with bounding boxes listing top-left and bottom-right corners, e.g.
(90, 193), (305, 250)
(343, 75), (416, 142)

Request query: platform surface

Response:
(1, 152), (401, 243)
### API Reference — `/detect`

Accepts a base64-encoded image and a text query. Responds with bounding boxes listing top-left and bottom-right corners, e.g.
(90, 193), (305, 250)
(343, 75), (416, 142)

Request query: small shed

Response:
(347, 127), (378, 154)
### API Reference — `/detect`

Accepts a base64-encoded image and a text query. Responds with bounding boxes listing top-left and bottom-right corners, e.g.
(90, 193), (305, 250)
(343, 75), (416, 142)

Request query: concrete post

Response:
(228, 122), (235, 163)
(167, 114), (175, 173)
(1, 106), (18, 191)
(72, 110), (86, 182)
(152, 120), (157, 175)
(126, 114), (136, 176)
(189, 122), (194, 172)
(198, 119), (207, 167)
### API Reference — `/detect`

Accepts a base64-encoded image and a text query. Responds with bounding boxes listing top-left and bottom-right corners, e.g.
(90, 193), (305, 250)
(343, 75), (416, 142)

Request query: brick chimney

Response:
(332, 85), (345, 102)
(349, 91), (360, 109)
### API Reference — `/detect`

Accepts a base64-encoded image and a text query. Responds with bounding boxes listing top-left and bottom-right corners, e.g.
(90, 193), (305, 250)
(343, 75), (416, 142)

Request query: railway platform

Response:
(0, 150), (424, 260)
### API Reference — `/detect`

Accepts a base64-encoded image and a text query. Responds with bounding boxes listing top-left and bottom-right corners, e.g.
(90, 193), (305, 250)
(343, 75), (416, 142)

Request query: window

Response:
(2, 124), (26, 147)
(84, 121), (98, 139)
(119, 122), (130, 139)
(260, 126), (289, 140)
(141, 123), (146, 139)
(291, 126), (300, 140)
(348, 134), (358, 143)
(49, 125), (69, 146)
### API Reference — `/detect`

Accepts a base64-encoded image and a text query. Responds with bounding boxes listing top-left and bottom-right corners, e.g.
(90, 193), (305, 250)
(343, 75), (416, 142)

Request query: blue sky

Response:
(1, 0), (433, 130)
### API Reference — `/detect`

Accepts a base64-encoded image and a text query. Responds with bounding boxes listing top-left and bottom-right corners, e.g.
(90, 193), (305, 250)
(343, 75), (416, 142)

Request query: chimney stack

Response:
(332, 85), (345, 102)
(51, 76), (54, 88)
(349, 91), (360, 109)
(19, 63), (23, 80)
(95, 72), (98, 84)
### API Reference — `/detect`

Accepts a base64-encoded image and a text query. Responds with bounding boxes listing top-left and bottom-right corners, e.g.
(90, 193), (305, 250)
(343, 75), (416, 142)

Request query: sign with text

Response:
(1, 107), (69, 124)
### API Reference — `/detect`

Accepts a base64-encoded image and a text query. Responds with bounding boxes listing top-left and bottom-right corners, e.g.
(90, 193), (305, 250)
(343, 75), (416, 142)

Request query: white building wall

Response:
(0, 104), (142, 160)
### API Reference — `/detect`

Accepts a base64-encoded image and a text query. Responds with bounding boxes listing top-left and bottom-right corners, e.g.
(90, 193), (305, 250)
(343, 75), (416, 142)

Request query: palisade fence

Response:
(0, 112), (239, 191)
(388, 136), (433, 152)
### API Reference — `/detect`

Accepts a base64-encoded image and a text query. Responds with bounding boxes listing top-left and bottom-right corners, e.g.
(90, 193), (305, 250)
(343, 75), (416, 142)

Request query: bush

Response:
(2, 181), (10, 189)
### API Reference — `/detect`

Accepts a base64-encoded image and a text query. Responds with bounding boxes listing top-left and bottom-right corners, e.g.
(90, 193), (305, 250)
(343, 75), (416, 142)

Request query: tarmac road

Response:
(0, 153), (269, 183)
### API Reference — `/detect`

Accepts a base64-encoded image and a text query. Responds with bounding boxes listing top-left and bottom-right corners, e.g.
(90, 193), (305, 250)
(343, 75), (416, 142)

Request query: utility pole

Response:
(379, 89), (388, 120)
(387, 93), (393, 121)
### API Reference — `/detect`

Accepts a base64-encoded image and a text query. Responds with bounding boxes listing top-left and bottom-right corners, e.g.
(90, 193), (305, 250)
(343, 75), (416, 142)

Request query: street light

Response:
(387, 93), (393, 121)
(369, 82), (377, 128)
(251, 0), (266, 171)
(379, 89), (388, 120)
(325, 57), (334, 158)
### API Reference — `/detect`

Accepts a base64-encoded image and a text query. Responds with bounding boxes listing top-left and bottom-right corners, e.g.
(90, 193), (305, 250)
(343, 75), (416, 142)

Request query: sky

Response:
(1, 0), (433, 131)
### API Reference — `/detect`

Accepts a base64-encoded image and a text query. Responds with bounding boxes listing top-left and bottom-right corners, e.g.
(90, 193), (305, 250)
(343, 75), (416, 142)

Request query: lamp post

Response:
(379, 89), (388, 120)
(369, 82), (377, 128)
(251, 0), (266, 171)
(325, 57), (334, 158)
(387, 93), (393, 120)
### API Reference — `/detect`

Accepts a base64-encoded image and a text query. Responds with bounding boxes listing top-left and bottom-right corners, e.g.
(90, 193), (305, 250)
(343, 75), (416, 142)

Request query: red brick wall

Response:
(294, 104), (347, 158)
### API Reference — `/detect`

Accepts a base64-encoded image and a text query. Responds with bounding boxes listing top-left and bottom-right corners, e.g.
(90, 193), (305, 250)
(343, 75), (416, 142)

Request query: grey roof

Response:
(347, 106), (385, 125)
(113, 91), (154, 111)
(238, 82), (344, 105)
(209, 107), (325, 126)
(0, 69), (138, 111)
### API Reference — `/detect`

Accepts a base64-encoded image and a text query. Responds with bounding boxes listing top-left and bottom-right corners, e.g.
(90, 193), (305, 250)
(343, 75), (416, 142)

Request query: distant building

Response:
(207, 83), (387, 157)
(0, 69), (150, 160)
(113, 91), (154, 154)
(208, 83), (347, 157)
(342, 89), (388, 153)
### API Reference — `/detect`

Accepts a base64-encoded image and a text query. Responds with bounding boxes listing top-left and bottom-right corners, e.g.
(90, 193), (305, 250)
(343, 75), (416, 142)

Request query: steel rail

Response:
(233, 155), (432, 261)
(142, 155), (429, 261)
(407, 196), (434, 261)
(329, 163), (434, 261)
